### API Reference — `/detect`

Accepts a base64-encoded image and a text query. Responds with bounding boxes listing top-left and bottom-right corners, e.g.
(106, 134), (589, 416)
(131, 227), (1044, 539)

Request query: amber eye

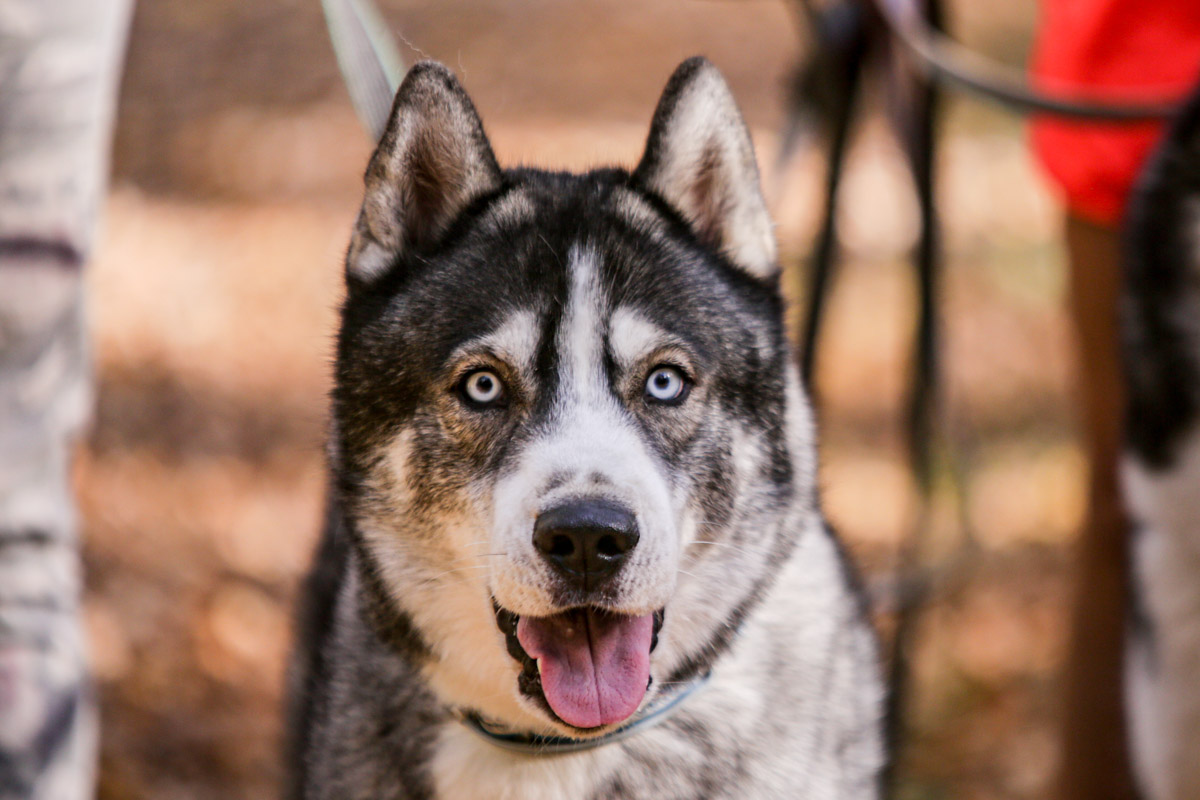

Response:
(644, 366), (688, 404)
(460, 369), (506, 408)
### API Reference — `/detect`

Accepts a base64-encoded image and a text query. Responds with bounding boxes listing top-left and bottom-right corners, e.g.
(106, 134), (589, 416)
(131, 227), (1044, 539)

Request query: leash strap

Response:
(457, 672), (711, 756)
(319, 0), (405, 139)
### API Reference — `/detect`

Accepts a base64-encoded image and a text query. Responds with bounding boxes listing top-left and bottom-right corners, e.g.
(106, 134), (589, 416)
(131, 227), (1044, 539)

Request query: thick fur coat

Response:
(286, 58), (885, 799)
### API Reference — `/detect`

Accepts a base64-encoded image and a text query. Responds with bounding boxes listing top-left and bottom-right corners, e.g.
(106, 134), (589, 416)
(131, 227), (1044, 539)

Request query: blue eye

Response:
(462, 369), (505, 407)
(645, 366), (688, 404)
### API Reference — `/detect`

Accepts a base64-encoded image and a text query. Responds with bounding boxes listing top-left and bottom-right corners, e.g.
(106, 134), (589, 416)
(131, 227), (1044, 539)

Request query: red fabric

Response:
(1030, 0), (1200, 225)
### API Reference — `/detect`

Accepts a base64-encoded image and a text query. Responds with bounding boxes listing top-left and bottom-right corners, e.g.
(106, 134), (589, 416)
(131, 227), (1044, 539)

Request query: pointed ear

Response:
(347, 61), (502, 284)
(634, 57), (777, 280)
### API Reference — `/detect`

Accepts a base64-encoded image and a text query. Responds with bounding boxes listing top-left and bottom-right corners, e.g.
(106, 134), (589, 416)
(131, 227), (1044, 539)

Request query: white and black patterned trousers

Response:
(0, 1), (133, 797)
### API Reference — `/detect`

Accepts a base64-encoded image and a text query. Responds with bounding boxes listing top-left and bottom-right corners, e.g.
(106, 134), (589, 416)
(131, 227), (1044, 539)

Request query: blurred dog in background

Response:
(1122, 79), (1200, 800)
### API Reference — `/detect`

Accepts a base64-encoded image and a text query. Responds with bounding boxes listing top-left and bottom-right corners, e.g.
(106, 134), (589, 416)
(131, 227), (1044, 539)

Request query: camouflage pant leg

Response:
(0, 1), (133, 797)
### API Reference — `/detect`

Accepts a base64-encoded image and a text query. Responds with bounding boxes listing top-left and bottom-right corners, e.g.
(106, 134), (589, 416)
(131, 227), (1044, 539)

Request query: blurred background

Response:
(84, 1), (1073, 797)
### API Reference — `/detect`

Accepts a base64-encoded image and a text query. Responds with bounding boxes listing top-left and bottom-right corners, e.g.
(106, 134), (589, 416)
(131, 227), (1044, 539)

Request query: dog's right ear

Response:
(346, 61), (502, 285)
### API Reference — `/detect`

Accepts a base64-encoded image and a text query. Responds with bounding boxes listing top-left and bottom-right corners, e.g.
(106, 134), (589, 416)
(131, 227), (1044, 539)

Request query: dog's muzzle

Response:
(491, 498), (664, 730)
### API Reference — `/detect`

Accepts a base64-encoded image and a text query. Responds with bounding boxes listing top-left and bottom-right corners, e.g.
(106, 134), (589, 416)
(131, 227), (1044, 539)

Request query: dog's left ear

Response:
(634, 57), (777, 280)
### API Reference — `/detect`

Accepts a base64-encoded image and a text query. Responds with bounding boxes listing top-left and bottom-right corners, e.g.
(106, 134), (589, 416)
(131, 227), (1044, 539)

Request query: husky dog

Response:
(286, 57), (885, 799)
(1123, 80), (1200, 800)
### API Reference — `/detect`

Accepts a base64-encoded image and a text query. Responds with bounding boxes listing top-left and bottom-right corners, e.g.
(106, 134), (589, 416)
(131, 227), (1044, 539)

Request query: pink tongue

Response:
(516, 609), (654, 729)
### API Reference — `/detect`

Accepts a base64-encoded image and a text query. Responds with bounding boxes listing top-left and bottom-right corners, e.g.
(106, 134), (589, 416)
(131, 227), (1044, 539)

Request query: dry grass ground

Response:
(84, 2), (1078, 798)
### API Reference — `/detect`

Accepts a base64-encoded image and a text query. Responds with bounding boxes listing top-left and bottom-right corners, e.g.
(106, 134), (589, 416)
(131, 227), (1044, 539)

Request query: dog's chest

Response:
(429, 724), (627, 800)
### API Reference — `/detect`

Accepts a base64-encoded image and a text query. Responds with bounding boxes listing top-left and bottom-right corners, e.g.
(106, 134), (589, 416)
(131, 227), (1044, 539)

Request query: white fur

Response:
(1124, 424), (1200, 800)
(431, 724), (625, 800)
(490, 246), (679, 621)
(608, 306), (683, 373)
(348, 232), (395, 282)
(1122, 199), (1200, 800)
(450, 308), (541, 380)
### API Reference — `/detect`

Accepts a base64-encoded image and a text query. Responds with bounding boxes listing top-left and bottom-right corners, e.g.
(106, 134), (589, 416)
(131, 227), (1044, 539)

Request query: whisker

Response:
(687, 540), (777, 559)
(410, 564), (492, 589)
(424, 564), (491, 578)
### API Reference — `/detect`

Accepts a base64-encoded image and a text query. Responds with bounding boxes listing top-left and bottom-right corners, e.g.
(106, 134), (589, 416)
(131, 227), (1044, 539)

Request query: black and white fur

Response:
(1122, 79), (1200, 800)
(287, 58), (885, 799)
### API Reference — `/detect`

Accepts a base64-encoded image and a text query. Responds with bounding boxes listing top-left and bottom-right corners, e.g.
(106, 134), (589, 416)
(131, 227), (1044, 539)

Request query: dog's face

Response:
(335, 59), (814, 734)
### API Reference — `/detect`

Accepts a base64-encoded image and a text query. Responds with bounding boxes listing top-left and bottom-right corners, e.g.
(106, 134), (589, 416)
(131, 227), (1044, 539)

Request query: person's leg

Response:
(1056, 214), (1138, 800)
(0, 1), (133, 797)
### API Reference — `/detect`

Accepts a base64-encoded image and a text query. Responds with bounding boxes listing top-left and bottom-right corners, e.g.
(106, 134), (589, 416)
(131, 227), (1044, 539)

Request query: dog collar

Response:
(457, 672), (711, 756)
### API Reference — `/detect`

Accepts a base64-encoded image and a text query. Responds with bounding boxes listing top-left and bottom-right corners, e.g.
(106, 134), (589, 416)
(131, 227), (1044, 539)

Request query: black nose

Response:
(533, 499), (640, 591)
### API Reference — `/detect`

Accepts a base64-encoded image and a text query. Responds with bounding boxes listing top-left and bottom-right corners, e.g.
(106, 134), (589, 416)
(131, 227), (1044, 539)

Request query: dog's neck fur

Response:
(455, 669), (711, 755)
(303, 508), (884, 800)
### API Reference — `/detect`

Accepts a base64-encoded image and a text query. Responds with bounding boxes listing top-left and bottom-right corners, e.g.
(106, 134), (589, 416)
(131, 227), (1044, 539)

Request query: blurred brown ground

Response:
(85, 1), (1076, 798)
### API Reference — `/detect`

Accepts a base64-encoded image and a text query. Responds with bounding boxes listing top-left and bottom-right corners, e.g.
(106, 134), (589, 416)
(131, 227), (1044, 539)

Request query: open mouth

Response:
(494, 602), (665, 730)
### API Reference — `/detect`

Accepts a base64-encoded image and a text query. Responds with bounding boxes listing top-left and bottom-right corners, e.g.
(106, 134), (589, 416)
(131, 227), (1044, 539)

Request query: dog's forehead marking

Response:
(451, 308), (542, 376)
(609, 306), (673, 370)
(560, 244), (609, 401)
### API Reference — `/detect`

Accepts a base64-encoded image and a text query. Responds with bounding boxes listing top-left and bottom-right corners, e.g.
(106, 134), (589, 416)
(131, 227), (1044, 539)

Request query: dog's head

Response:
(335, 58), (816, 735)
